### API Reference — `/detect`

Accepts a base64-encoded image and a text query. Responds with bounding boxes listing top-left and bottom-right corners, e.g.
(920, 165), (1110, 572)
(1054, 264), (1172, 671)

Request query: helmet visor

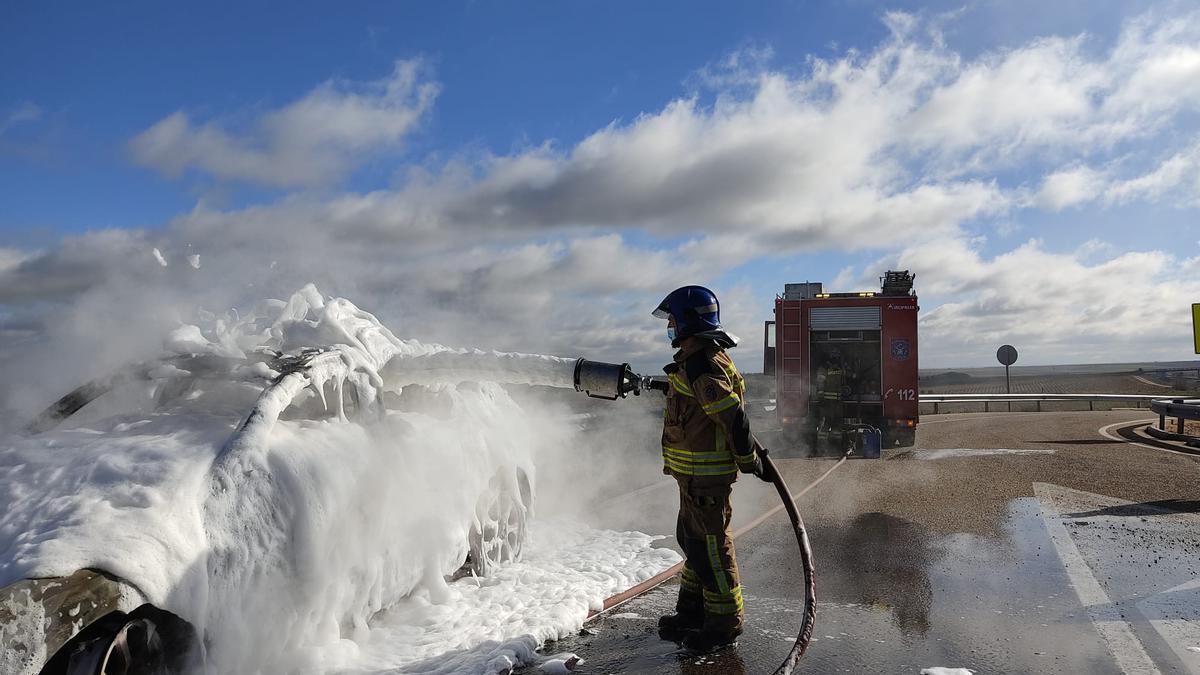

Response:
(651, 297), (671, 320)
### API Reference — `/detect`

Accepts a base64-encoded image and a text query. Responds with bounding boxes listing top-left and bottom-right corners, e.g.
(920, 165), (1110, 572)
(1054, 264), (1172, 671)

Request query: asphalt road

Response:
(519, 410), (1200, 674)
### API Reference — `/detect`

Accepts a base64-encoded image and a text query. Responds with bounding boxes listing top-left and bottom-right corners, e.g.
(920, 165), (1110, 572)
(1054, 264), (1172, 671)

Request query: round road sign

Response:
(997, 345), (1018, 366)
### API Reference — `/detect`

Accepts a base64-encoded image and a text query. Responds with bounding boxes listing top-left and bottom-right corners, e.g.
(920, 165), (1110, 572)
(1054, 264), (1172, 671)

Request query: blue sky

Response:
(1, 1), (1199, 392)
(0, 0), (1146, 231)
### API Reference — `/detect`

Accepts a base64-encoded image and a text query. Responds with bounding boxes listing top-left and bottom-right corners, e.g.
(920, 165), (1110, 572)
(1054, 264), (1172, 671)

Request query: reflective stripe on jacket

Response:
(661, 336), (762, 478)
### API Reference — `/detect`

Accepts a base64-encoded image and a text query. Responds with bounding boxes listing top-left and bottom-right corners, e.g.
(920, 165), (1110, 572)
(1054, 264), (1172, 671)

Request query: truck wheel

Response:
(464, 468), (532, 577)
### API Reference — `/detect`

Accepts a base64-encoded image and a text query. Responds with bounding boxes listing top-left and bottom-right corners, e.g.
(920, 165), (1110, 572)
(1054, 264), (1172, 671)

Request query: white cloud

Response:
(1031, 140), (1200, 210)
(0, 102), (41, 135)
(901, 238), (1199, 366)
(128, 9), (1200, 238)
(903, 35), (1105, 158)
(827, 230), (1200, 367)
(0, 247), (34, 274)
(5, 8), (1200, 418)
(1035, 166), (1107, 210)
(1106, 146), (1199, 204)
(129, 60), (437, 187)
(1102, 12), (1200, 126)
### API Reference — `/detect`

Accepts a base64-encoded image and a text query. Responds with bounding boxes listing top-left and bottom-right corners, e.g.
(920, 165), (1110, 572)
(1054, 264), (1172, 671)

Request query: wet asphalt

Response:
(517, 410), (1200, 674)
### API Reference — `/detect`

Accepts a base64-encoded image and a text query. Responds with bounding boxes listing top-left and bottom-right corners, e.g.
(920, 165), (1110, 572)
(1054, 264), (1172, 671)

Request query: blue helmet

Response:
(652, 286), (724, 341)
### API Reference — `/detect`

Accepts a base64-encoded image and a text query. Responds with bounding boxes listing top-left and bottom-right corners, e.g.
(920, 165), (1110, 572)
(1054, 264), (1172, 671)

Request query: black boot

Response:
(682, 622), (742, 653)
(657, 612), (703, 642)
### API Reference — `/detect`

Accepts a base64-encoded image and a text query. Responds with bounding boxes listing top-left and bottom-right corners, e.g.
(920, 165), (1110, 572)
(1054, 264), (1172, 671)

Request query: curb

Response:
(1144, 424), (1200, 449)
(1118, 421), (1200, 456)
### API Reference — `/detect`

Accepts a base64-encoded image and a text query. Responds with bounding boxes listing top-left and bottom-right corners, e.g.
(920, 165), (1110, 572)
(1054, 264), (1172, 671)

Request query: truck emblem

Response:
(890, 338), (911, 360)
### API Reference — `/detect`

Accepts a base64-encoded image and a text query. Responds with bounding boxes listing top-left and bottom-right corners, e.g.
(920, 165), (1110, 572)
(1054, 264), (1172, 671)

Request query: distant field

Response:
(744, 369), (1197, 399)
(919, 371), (1195, 395)
(920, 360), (1200, 378)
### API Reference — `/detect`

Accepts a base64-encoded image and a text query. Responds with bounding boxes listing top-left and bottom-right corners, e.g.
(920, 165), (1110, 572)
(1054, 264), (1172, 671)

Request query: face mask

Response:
(667, 326), (677, 342)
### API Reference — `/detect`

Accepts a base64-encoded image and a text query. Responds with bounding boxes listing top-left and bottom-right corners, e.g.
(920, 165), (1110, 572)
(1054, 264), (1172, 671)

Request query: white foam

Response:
(914, 447), (1054, 460)
(538, 654), (584, 674)
(335, 523), (676, 674)
(0, 285), (677, 674)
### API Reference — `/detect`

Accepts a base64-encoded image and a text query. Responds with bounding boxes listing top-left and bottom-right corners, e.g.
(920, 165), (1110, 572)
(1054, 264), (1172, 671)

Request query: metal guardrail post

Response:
(1146, 398), (1200, 440)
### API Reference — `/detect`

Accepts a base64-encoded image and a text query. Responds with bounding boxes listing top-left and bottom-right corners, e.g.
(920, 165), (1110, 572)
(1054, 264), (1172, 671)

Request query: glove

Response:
(756, 450), (776, 483)
(736, 450), (774, 483)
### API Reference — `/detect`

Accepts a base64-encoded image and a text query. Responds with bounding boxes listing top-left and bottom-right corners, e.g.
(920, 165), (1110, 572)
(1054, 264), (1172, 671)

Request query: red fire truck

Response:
(764, 271), (919, 450)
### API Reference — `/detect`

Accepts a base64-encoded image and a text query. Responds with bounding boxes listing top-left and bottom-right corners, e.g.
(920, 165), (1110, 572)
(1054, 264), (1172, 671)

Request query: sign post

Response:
(997, 345), (1018, 412)
(1193, 304), (1199, 354)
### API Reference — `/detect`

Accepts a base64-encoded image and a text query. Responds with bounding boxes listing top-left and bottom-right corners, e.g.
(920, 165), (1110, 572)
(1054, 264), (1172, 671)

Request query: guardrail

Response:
(1148, 398), (1200, 445)
(919, 392), (1164, 414)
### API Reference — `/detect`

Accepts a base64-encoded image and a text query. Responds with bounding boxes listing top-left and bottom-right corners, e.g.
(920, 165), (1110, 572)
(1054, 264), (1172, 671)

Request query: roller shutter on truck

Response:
(808, 306), (881, 331)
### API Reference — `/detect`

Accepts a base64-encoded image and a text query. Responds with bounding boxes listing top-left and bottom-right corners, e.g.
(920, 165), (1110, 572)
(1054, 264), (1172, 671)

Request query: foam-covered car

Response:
(1, 287), (539, 674)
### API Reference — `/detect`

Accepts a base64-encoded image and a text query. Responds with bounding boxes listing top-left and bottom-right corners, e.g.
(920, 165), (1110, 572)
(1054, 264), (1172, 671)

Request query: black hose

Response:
(760, 450), (816, 675)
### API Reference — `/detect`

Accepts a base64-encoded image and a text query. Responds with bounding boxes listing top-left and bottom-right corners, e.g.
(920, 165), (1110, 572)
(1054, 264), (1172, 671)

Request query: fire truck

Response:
(764, 271), (919, 451)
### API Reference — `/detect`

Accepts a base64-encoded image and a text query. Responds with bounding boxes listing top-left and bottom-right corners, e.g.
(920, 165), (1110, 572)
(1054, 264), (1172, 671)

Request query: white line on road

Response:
(1137, 578), (1200, 674)
(607, 479), (676, 503)
(1034, 482), (1163, 675)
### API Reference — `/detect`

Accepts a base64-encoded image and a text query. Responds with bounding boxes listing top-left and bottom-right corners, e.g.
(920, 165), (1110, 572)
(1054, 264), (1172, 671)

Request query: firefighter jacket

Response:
(821, 368), (844, 401)
(661, 336), (763, 478)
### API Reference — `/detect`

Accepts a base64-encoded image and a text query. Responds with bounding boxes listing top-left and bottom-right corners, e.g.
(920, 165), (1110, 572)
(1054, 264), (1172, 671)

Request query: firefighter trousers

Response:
(674, 476), (743, 630)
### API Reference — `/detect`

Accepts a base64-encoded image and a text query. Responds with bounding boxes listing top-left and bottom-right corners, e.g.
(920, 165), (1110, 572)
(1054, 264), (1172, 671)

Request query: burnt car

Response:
(1, 289), (536, 674)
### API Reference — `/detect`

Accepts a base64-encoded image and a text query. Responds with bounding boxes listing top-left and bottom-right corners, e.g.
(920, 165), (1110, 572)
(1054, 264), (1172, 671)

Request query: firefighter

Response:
(652, 285), (772, 652)
(817, 349), (844, 432)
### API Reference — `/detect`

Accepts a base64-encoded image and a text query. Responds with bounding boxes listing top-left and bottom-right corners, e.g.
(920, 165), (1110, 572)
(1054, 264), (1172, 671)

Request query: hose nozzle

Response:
(572, 358), (666, 400)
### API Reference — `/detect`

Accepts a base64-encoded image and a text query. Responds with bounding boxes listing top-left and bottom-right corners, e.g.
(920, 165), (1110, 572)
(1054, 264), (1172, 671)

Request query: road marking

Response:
(731, 453), (849, 538)
(608, 479), (676, 503)
(1137, 578), (1200, 673)
(1034, 482), (1163, 675)
(912, 447), (1054, 460)
(1097, 419), (1199, 457)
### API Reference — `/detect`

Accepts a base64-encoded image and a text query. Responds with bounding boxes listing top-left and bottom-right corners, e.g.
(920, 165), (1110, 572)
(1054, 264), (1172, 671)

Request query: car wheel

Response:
(465, 468), (532, 578)
(44, 605), (195, 675)
(69, 617), (164, 675)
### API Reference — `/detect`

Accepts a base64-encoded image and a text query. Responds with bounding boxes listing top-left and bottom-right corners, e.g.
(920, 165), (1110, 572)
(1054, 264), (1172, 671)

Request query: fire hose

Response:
(572, 359), (828, 674)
